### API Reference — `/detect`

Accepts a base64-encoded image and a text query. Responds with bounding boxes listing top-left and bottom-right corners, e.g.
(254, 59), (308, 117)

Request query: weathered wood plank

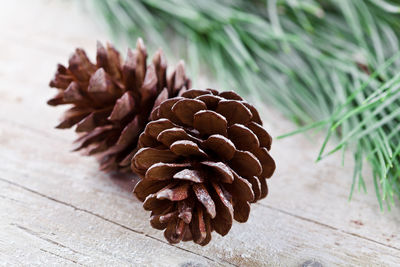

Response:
(257, 102), (400, 251)
(0, 180), (217, 267)
(1, 117), (400, 266)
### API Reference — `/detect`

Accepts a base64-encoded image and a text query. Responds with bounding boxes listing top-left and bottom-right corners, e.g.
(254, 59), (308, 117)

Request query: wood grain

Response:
(0, 1), (399, 266)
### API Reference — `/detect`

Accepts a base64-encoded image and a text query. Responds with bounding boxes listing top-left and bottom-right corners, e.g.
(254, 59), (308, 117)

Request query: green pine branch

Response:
(90, 0), (400, 209)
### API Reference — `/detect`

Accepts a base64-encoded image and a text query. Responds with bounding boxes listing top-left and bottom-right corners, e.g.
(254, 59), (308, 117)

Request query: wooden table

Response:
(1, 1), (399, 266)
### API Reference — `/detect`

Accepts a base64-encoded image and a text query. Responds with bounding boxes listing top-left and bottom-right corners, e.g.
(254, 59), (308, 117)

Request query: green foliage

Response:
(91, 0), (400, 209)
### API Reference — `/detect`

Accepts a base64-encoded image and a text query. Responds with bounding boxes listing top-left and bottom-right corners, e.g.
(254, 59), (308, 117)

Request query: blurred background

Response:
(90, 0), (400, 209)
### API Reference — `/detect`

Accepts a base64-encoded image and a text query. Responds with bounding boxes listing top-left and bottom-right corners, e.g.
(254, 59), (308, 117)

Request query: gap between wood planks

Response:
(12, 223), (85, 266)
(3, 175), (400, 257)
(257, 203), (400, 252)
(1, 117), (399, 255)
(0, 177), (236, 267)
(39, 248), (84, 266)
(13, 223), (89, 257)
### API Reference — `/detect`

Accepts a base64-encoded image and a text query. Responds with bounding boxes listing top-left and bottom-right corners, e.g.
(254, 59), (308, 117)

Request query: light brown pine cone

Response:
(48, 38), (191, 172)
(132, 88), (275, 245)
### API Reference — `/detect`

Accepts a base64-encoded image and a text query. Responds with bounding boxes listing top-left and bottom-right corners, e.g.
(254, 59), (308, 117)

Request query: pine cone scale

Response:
(173, 169), (204, 183)
(107, 91), (136, 121)
(232, 200), (251, 222)
(190, 207), (210, 245)
(193, 183), (216, 218)
(135, 179), (172, 202)
(228, 123), (260, 150)
(72, 125), (114, 151)
(200, 161), (234, 183)
(229, 150), (262, 177)
(56, 107), (91, 129)
(215, 100), (253, 126)
(193, 110), (227, 136)
(63, 81), (86, 104)
(75, 107), (111, 132)
(202, 134), (236, 160)
(157, 127), (199, 147)
(210, 181), (234, 236)
(172, 99), (207, 126)
(178, 199), (193, 224)
(247, 121), (272, 149)
(170, 140), (207, 158)
(145, 162), (191, 181)
(135, 147), (180, 170)
(226, 172), (254, 202)
(246, 176), (262, 201)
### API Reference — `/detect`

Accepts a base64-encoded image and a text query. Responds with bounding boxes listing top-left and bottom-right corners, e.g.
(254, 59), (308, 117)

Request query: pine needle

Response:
(89, 0), (400, 209)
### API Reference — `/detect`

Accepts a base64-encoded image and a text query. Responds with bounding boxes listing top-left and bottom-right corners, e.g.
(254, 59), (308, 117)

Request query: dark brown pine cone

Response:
(132, 89), (276, 245)
(48, 38), (191, 172)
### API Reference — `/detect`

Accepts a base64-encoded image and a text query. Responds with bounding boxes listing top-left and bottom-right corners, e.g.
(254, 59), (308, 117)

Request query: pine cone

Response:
(132, 89), (275, 245)
(48, 39), (191, 172)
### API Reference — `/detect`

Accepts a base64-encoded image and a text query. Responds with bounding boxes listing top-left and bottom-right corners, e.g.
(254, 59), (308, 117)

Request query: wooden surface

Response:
(1, 1), (399, 266)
